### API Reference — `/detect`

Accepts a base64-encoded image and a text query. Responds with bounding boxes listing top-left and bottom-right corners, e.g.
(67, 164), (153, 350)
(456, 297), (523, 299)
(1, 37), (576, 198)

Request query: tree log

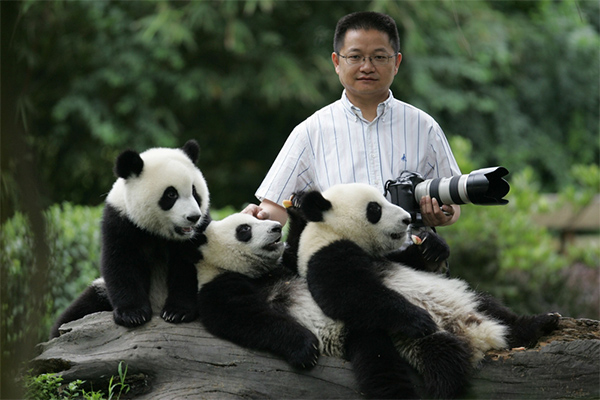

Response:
(30, 312), (599, 399)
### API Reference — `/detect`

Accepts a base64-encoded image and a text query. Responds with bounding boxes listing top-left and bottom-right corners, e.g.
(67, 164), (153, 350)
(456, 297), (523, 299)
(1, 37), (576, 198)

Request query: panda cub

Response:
(196, 213), (329, 369)
(50, 140), (210, 338)
(296, 183), (560, 399)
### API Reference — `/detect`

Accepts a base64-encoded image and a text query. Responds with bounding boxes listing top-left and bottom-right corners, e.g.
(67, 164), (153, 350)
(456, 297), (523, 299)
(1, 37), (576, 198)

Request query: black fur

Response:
(50, 283), (112, 338)
(475, 292), (560, 348)
(182, 139), (200, 163)
(344, 329), (420, 399)
(301, 190), (332, 222)
(114, 149), (144, 179)
(198, 270), (320, 369)
(306, 240), (437, 338)
(386, 229), (450, 273)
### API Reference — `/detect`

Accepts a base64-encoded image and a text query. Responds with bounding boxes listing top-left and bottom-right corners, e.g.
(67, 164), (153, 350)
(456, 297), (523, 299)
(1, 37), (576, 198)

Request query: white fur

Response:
(383, 264), (508, 362)
(298, 183), (411, 277)
(197, 214), (284, 286)
(106, 146), (209, 241)
(275, 277), (346, 357)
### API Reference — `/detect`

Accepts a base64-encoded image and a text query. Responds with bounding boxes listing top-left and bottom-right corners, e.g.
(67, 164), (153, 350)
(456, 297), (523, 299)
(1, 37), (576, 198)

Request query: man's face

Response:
(332, 29), (402, 105)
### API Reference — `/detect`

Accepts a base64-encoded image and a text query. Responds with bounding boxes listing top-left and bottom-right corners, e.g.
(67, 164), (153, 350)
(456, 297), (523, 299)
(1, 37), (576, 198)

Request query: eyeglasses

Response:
(338, 54), (396, 66)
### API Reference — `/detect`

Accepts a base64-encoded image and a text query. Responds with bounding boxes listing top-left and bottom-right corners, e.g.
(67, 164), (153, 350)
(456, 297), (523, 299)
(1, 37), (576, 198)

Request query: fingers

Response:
(420, 196), (453, 227)
(241, 204), (270, 220)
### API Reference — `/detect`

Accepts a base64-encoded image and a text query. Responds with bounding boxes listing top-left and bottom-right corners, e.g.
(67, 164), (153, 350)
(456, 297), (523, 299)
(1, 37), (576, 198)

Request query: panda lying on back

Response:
(50, 140), (210, 338)
(296, 183), (560, 398)
(197, 184), (559, 399)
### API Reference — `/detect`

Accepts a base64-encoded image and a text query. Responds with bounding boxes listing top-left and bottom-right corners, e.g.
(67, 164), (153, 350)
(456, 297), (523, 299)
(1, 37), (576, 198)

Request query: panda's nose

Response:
(187, 214), (201, 223)
(402, 217), (411, 226)
(270, 225), (282, 233)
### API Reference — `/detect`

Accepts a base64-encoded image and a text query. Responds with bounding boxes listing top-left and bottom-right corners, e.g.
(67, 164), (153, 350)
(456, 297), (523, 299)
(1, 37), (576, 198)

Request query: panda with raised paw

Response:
(50, 140), (210, 338)
(295, 183), (560, 399)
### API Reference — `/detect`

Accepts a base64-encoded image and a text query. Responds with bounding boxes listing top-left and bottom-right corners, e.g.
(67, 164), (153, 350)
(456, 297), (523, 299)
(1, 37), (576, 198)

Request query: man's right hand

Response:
(241, 203), (270, 220)
(242, 199), (289, 226)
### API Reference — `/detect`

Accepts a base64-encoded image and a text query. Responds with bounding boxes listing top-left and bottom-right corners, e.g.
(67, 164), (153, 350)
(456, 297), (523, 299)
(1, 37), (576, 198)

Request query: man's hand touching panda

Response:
(242, 199), (289, 226)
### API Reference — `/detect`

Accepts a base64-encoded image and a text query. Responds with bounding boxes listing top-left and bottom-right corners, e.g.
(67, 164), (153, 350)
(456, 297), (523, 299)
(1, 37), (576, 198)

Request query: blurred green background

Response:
(2, 1), (598, 397)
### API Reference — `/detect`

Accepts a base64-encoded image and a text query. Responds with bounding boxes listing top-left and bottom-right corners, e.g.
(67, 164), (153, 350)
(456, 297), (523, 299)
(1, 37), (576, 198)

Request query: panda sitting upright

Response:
(50, 140), (210, 338)
(295, 183), (560, 399)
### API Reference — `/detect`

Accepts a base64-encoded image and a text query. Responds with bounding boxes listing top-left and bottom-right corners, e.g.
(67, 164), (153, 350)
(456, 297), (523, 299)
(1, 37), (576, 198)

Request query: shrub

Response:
(443, 138), (599, 318)
(1, 203), (103, 367)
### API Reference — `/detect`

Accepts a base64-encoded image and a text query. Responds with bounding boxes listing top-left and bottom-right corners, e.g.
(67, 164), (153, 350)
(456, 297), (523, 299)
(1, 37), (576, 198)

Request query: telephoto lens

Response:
(385, 167), (510, 224)
(414, 167), (510, 207)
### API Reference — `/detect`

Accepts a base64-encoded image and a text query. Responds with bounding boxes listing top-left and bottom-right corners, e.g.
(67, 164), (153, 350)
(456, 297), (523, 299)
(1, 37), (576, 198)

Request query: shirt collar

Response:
(341, 89), (394, 122)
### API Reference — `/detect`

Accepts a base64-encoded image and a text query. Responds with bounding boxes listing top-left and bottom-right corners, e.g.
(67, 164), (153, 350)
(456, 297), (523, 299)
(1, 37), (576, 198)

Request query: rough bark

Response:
(30, 313), (599, 399)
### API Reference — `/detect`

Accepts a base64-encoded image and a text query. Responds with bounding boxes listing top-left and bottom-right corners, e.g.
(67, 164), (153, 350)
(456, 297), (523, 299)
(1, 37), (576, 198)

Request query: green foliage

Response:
(24, 373), (84, 400)
(1, 203), (103, 369)
(443, 137), (599, 318)
(24, 361), (130, 400)
(6, 0), (598, 214)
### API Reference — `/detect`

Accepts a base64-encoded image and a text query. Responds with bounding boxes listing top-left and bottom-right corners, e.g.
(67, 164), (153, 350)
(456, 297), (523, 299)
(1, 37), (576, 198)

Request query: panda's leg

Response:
(198, 274), (319, 369)
(476, 293), (560, 348)
(344, 329), (419, 399)
(49, 281), (113, 338)
(307, 242), (437, 338)
(101, 209), (153, 327)
(162, 252), (199, 323)
(395, 332), (472, 399)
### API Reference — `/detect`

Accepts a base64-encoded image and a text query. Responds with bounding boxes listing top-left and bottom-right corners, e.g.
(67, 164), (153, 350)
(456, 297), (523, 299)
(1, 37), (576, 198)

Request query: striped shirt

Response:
(256, 90), (461, 206)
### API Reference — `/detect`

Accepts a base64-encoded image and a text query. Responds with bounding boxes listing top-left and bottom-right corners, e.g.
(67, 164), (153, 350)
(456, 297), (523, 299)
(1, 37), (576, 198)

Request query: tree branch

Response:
(30, 313), (599, 399)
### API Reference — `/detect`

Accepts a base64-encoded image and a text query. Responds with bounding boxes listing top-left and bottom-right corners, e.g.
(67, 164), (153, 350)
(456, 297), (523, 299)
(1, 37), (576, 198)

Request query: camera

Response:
(384, 167), (510, 225)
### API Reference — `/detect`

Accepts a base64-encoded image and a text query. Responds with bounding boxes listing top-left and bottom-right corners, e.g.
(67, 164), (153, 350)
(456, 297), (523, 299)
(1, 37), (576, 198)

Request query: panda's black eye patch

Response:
(159, 186), (179, 211)
(366, 202), (382, 224)
(192, 185), (202, 208)
(236, 224), (252, 242)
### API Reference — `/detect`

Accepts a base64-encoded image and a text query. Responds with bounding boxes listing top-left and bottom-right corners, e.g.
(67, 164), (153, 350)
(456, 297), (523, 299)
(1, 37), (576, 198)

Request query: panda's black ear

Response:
(300, 191), (332, 222)
(114, 150), (144, 179)
(182, 140), (200, 164)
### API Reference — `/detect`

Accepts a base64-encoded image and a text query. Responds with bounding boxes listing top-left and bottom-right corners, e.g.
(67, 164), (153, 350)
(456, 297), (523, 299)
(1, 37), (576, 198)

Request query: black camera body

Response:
(385, 167), (510, 225)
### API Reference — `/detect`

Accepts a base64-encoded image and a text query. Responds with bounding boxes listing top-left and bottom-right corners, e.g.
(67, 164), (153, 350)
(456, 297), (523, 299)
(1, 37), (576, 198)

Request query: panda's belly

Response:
(148, 261), (168, 314)
(382, 262), (508, 358)
(277, 278), (346, 358)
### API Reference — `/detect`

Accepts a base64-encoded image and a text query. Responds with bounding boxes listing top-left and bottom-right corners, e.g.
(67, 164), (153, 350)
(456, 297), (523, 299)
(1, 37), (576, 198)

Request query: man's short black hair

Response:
(333, 11), (400, 54)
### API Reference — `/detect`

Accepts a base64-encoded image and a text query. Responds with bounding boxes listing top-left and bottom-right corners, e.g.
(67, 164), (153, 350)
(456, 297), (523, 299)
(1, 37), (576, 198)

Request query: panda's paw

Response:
(286, 332), (320, 370)
(113, 306), (152, 327)
(415, 231), (450, 263)
(510, 312), (561, 348)
(161, 304), (198, 324)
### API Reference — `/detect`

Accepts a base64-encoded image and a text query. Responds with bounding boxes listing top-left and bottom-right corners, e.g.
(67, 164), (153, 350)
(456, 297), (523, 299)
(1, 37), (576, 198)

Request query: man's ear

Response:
(394, 53), (402, 73)
(300, 191), (332, 222)
(332, 52), (341, 74)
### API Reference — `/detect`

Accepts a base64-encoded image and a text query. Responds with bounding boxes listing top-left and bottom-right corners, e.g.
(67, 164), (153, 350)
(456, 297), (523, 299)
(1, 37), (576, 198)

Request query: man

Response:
(244, 11), (461, 228)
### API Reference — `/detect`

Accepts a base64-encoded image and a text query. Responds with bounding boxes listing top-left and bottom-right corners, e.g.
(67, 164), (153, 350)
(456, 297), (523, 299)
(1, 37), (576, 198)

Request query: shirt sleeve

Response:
(255, 123), (312, 206)
(425, 121), (462, 179)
